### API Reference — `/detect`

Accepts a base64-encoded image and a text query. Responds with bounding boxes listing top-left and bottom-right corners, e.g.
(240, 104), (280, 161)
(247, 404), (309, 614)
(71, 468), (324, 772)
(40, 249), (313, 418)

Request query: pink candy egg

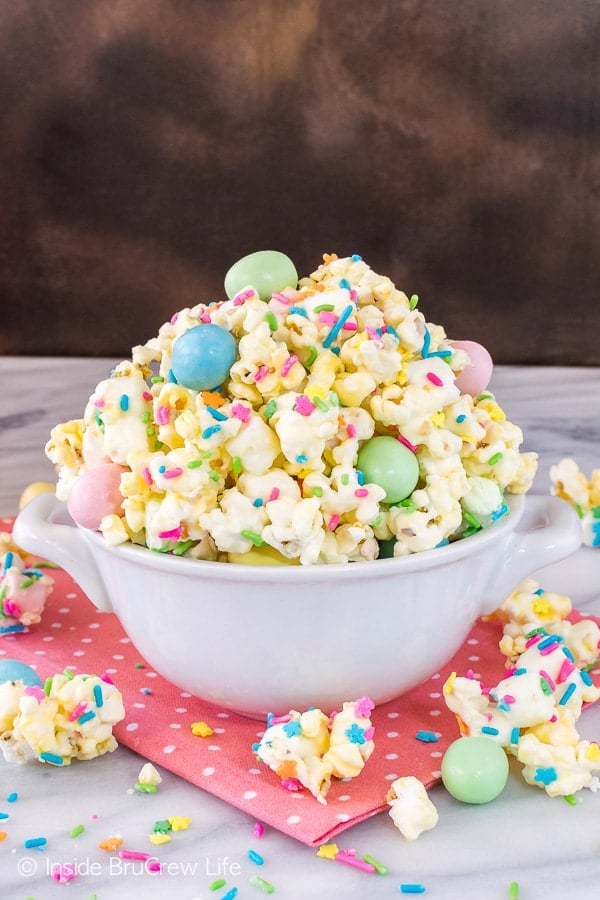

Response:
(67, 463), (127, 530)
(451, 340), (494, 396)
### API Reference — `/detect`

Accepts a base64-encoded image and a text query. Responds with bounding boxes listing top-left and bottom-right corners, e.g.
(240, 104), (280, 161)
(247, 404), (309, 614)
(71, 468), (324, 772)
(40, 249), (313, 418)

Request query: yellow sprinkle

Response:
(98, 836), (123, 851)
(168, 816), (191, 832)
(317, 842), (339, 859)
(586, 743), (600, 761)
(431, 411), (445, 427)
(0, 831), (7, 842)
(191, 721), (213, 737)
(149, 833), (172, 845)
(532, 598), (557, 620)
(443, 672), (457, 694)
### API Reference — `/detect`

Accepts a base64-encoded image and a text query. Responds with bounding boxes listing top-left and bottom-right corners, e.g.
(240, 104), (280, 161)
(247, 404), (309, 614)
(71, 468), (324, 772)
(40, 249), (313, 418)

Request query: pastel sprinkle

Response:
(241, 530), (265, 546)
(247, 849), (264, 865)
(221, 889), (239, 900)
(207, 405), (228, 421)
(7, 793), (18, 803)
(93, 684), (103, 707)
(488, 451), (503, 465)
(119, 394), (129, 411)
(249, 875), (275, 893)
(362, 854), (387, 875)
(70, 824), (85, 838)
(559, 682), (577, 705)
(397, 433), (419, 452)
(163, 467), (184, 479)
(399, 885), (426, 894)
(24, 836), (47, 848)
(415, 730), (438, 743)
(336, 850), (376, 873)
(266, 311), (278, 331)
(280, 354), (298, 377)
(39, 752), (64, 765)
(253, 822), (265, 838)
(426, 371), (443, 386)
(209, 879), (227, 890)
(509, 882), (520, 900)
(323, 303), (354, 348)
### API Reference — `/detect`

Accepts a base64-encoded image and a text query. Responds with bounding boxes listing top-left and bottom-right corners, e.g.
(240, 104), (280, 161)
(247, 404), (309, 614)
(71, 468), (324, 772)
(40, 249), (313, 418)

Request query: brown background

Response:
(1, 0), (599, 364)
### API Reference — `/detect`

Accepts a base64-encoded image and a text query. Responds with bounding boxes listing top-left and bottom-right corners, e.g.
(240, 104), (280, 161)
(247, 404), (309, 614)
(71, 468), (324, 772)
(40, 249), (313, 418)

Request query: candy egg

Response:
(67, 463), (127, 530)
(18, 481), (55, 510)
(357, 436), (419, 504)
(441, 736), (509, 803)
(224, 250), (298, 301)
(0, 659), (42, 686)
(171, 324), (237, 392)
(227, 546), (300, 566)
(451, 340), (494, 396)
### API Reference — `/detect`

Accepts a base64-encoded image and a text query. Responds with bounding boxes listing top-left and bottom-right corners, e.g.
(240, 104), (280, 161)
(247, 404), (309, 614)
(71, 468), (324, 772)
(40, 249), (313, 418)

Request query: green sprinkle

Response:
(146, 426), (156, 437)
(305, 345), (318, 367)
(328, 391), (340, 406)
(488, 451), (503, 465)
(264, 399), (277, 419)
(209, 470), (220, 482)
(36, 561), (59, 569)
(153, 819), (172, 833)
(70, 824), (85, 838)
(141, 410), (151, 423)
(313, 396), (329, 412)
(540, 676), (553, 695)
(573, 502), (584, 518)
(463, 511), (481, 529)
(44, 677), (53, 696)
(524, 626), (546, 638)
(232, 456), (242, 474)
(266, 311), (278, 331)
(313, 303), (335, 313)
(371, 514), (383, 527)
(341, 473), (349, 485)
(564, 793), (577, 805)
(249, 874), (276, 893)
(362, 854), (387, 874)
(135, 662), (145, 669)
(209, 878), (226, 890)
(591, 504), (600, 518)
(241, 530), (265, 546)
(462, 526), (479, 538)
(135, 782), (157, 793)
(509, 881), (519, 900)
(173, 540), (194, 556)
(187, 459), (203, 468)
(19, 577), (35, 589)
(409, 294), (419, 309)
(311, 486), (323, 497)
(63, 668), (75, 680)
(154, 440), (163, 451)
(151, 375), (164, 383)
(399, 498), (417, 512)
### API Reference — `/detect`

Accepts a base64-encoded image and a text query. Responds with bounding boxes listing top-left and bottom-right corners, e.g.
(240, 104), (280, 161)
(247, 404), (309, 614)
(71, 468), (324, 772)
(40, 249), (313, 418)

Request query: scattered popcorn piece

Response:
(386, 776), (439, 840)
(137, 762), (162, 786)
(0, 545), (54, 635)
(550, 458), (600, 548)
(254, 696), (375, 802)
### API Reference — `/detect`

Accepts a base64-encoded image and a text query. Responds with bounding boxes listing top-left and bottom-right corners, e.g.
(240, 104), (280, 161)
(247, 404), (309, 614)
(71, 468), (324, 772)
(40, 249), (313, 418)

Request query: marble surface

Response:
(1, 357), (599, 899)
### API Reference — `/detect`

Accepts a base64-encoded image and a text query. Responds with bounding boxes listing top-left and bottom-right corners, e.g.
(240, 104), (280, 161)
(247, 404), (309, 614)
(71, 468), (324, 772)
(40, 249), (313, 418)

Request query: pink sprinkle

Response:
(335, 851), (376, 874)
(281, 778), (304, 792)
(100, 672), (114, 684)
(69, 702), (88, 721)
(142, 467), (153, 486)
(156, 405), (171, 425)
(233, 288), (255, 306)
(427, 371), (444, 386)
(318, 311), (338, 326)
(24, 686), (45, 702)
(502, 694), (516, 704)
(170, 312), (179, 324)
(3, 599), (20, 617)
(268, 487), (280, 502)
(200, 312), (212, 323)
(163, 467), (184, 479)
(157, 526), (184, 540)
(328, 514), (340, 531)
(558, 658), (576, 683)
(94, 398), (105, 408)
(354, 696), (374, 717)
(253, 822), (265, 838)
(349, 289), (358, 303)
(294, 395), (316, 416)
(525, 633), (543, 648)
(466, 668), (475, 679)
(231, 403), (251, 422)
(281, 354), (298, 377)
(354, 488), (369, 498)
(539, 670), (556, 691)
(346, 423), (357, 438)
(52, 863), (77, 883)
(364, 726), (375, 740)
(539, 641), (560, 656)
(254, 365), (270, 382)
(142, 391), (153, 402)
(550, 714), (558, 722)
(269, 713), (293, 725)
(119, 849), (152, 861)
(342, 321), (358, 331)
(397, 433), (419, 453)
(147, 860), (162, 873)
(271, 291), (291, 305)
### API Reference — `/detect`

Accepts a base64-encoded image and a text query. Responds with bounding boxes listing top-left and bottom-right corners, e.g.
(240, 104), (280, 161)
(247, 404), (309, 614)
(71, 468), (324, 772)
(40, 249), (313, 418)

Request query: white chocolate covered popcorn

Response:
(550, 458), (600, 549)
(254, 696), (375, 802)
(46, 253), (537, 563)
(0, 545), (54, 634)
(386, 775), (439, 840)
(0, 672), (125, 765)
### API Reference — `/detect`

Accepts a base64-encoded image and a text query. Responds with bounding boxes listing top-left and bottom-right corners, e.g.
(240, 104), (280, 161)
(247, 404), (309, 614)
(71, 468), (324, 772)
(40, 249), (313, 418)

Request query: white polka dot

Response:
(337, 795), (351, 802)
(385, 773), (397, 781)
(386, 731), (399, 738)
(202, 767), (215, 776)
(132, 703), (146, 709)
(335, 814), (350, 822)
(216, 712), (230, 718)
(88, 623), (100, 629)
(112, 654), (124, 660)
(145, 672), (158, 678)
(59, 607), (71, 613)
(119, 637), (131, 643)
(81, 638), (93, 643)
(162, 745), (176, 754)
(65, 594), (77, 600)
(212, 727), (225, 734)
(432, 769), (442, 778)
(42, 636), (54, 642)
(207, 745), (221, 752)
(386, 753), (398, 760)
(180, 692), (192, 698)
(72, 651), (85, 657)
(126, 723), (138, 732)
(169, 723), (182, 729)
(429, 692), (441, 699)
(34, 650), (46, 655)
(429, 709), (441, 716)
(287, 815), (301, 825)
(430, 751), (443, 758)
(468, 655), (480, 662)
(105, 668), (118, 674)
(175, 707), (187, 713)
(243, 790), (257, 800)
(51, 622), (62, 629)
(430, 672), (440, 680)
(387, 711), (399, 719)
(248, 768), (261, 775)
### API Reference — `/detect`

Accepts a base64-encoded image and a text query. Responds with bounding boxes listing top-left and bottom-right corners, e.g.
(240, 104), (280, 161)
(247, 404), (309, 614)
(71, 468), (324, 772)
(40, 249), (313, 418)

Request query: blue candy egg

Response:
(0, 659), (42, 686)
(170, 323), (237, 391)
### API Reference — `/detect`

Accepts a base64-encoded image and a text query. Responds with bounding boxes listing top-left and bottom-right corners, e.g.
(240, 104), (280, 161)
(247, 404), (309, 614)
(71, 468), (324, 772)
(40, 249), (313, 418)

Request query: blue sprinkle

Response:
(512, 667), (527, 676)
(78, 710), (96, 725)
(510, 726), (520, 745)
(202, 425), (221, 439)
(399, 885), (426, 894)
(288, 306), (308, 317)
(252, 498), (264, 507)
(455, 414), (466, 423)
(24, 836), (47, 848)
(435, 538), (450, 547)
(247, 849), (264, 865)
(7, 793), (18, 803)
(481, 725), (500, 736)
(559, 682), (577, 706)
(323, 303), (354, 348)
(158, 465), (166, 473)
(206, 406), (228, 421)
(282, 720), (302, 738)
(296, 454), (308, 463)
(168, 368), (178, 383)
(2, 551), (14, 573)
(0, 812), (8, 820)
(561, 646), (575, 662)
(581, 669), (593, 686)
(339, 277), (351, 290)
(39, 752), (64, 765)
(414, 730), (438, 743)
(119, 394), (129, 412)
(93, 684), (104, 708)
(386, 324), (400, 340)
(534, 766), (558, 785)
(533, 588), (545, 595)
(251, 742), (261, 753)
(0, 624), (26, 634)
(490, 502), (509, 521)
(356, 469), (365, 486)
(538, 634), (562, 650)
(351, 253), (363, 261)
(221, 888), (238, 900)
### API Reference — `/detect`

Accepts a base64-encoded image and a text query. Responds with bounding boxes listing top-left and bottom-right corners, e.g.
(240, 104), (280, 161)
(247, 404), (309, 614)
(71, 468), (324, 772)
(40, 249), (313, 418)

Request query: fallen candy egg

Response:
(67, 463), (127, 530)
(0, 659), (42, 686)
(18, 481), (55, 510)
(227, 546), (300, 565)
(441, 736), (509, 803)
(357, 436), (419, 504)
(224, 250), (298, 301)
(451, 340), (494, 396)
(171, 323), (237, 392)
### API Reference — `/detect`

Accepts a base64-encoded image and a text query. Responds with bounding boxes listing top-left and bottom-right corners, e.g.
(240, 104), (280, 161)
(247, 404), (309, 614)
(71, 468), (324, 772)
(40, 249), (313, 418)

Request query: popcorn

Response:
(254, 696), (375, 802)
(550, 458), (600, 548)
(386, 776), (439, 840)
(0, 672), (125, 765)
(46, 253), (537, 564)
(0, 544), (54, 634)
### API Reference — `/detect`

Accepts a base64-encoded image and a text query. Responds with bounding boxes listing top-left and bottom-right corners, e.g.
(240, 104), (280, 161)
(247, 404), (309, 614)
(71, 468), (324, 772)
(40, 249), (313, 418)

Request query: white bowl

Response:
(14, 492), (580, 718)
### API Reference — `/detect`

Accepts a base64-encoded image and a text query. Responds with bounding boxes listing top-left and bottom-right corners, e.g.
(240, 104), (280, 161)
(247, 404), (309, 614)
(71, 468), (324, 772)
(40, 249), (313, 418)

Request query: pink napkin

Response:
(3, 517), (599, 847)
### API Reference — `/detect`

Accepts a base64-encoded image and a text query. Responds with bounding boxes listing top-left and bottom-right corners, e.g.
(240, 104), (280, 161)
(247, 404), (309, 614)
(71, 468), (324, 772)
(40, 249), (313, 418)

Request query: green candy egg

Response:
(356, 436), (419, 504)
(441, 736), (509, 804)
(224, 250), (298, 301)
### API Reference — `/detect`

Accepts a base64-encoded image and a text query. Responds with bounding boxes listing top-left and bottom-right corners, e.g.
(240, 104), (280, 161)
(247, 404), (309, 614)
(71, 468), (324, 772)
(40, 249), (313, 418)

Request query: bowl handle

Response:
(12, 492), (114, 613)
(481, 494), (582, 614)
